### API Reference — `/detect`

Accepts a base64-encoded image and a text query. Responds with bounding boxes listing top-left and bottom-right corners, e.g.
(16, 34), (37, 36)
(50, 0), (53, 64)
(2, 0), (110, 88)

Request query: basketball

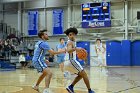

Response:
(77, 48), (87, 60)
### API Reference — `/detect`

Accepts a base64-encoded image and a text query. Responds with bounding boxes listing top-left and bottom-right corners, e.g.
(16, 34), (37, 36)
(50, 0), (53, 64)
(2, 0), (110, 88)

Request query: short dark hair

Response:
(38, 29), (47, 38)
(96, 39), (101, 42)
(64, 27), (78, 36)
(59, 38), (65, 41)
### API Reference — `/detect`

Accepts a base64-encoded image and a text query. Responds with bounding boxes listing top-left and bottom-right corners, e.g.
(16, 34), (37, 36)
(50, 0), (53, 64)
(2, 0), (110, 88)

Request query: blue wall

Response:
(131, 40), (140, 66)
(106, 40), (139, 66)
(121, 40), (131, 66)
(106, 41), (121, 66)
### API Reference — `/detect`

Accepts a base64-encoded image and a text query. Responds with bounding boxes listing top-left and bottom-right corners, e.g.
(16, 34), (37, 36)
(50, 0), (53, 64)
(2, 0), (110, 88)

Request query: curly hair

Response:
(64, 27), (78, 36)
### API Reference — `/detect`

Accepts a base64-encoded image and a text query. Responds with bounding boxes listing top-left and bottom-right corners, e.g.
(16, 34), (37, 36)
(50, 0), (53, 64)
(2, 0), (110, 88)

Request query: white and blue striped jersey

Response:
(65, 40), (76, 60)
(64, 39), (84, 74)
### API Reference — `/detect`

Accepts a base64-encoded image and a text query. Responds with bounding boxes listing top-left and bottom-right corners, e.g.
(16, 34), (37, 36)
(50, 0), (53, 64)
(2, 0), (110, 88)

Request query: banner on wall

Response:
(28, 11), (38, 36)
(53, 9), (63, 35)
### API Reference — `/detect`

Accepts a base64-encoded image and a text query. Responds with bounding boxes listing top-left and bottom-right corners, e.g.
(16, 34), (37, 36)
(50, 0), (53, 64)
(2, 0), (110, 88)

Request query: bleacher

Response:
(0, 20), (21, 69)
(10, 56), (21, 68)
(0, 20), (57, 69)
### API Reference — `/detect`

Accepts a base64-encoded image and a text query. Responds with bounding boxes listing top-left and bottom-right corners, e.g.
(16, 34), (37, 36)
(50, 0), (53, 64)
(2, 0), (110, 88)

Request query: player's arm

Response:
(102, 44), (106, 53)
(66, 42), (76, 53)
(95, 46), (98, 56)
(48, 49), (66, 55)
(40, 42), (66, 55)
(45, 59), (49, 65)
(58, 47), (64, 52)
(67, 42), (81, 53)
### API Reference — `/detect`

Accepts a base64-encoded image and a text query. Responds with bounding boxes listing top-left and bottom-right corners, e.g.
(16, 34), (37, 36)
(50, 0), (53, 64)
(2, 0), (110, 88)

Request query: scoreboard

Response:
(82, 2), (111, 28)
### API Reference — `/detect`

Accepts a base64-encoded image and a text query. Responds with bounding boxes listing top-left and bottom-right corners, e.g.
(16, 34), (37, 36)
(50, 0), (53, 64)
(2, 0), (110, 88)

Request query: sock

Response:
(88, 89), (91, 91)
(70, 84), (74, 88)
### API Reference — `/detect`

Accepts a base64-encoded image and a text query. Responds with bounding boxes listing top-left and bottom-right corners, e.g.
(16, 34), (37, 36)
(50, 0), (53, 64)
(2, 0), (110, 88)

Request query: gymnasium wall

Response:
(4, 12), (18, 30)
(1, 0), (140, 40)
(1, 3), (18, 29)
(0, 14), (2, 21)
(129, 1), (140, 25)
(22, 0), (68, 36)
(0, 4), (3, 21)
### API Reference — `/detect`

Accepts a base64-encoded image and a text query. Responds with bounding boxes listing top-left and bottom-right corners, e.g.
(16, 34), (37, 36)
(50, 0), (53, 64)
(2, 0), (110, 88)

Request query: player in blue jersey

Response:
(56, 38), (66, 73)
(64, 27), (94, 93)
(32, 30), (66, 93)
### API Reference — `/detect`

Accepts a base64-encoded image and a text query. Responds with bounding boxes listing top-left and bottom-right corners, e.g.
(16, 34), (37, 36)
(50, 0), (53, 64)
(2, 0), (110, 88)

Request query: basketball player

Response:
(56, 38), (65, 73)
(95, 39), (106, 66)
(32, 30), (66, 93)
(64, 27), (94, 93)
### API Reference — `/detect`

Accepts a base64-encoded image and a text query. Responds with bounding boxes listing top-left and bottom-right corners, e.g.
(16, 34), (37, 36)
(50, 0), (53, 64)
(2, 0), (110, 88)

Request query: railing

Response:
(0, 21), (23, 39)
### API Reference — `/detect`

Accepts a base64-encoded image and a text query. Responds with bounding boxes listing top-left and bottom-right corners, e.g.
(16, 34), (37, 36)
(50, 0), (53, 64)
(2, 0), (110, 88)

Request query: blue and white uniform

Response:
(64, 40), (83, 74)
(56, 43), (66, 64)
(32, 40), (51, 72)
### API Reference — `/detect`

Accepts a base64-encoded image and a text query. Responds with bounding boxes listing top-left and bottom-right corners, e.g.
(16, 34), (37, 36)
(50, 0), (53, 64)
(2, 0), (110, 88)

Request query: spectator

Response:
(19, 53), (26, 69)
(25, 53), (32, 68)
(48, 48), (54, 62)
(27, 42), (34, 56)
(4, 40), (11, 60)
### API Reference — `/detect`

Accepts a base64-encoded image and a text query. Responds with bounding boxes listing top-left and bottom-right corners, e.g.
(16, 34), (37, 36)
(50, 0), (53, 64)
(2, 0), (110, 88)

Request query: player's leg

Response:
(66, 75), (82, 93)
(35, 68), (51, 87)
(32, 61), (52, 92)
(57, 56), (63, 72)
(34, 67), (52, 93)
(32, 67), (47, 92)
(58, 56), (65, 72)
(79, 70), (91, 89)
(43, 68), (53, 93)
(43, 62), (53, 93)
(66, 59), (83, 92)
(102, 53), (106, 66)
(66, 59), (94, 93)
(59, 62), (64, 72)
(67, 71), (91, 92)
(44, 68), (52, 88)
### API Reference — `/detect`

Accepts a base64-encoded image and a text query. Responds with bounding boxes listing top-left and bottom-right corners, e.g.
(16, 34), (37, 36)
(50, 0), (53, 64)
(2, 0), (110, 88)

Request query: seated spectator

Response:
(25, 53), (32, 68)
(49, 54), (54, 62)
(19, 53), (26, 69)
(48, 48), (54, 62)
(4, 40), (11, 60)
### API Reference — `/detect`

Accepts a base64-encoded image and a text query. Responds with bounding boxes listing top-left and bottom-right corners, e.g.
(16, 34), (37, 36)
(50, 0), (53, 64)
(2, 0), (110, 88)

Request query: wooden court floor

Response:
(0, 67), (140, 93)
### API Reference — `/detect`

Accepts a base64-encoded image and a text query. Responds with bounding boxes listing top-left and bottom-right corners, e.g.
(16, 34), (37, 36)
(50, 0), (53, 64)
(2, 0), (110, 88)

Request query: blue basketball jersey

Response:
(56, 43), (66, 57)
(32, 40), (51, 62)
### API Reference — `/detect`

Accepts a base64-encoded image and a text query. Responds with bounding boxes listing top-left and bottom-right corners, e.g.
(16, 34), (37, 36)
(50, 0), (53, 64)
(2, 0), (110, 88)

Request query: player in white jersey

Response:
(95, 39), (106, 66)
(64, 27), (94, 93)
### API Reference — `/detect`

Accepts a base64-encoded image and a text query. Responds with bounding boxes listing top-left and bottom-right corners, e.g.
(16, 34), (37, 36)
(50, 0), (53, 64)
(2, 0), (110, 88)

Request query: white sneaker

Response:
(64, 71), (71, 79)
(32, 84), (40, 92)
(43, 88), (53, 93)
(64, 72), (68, 78)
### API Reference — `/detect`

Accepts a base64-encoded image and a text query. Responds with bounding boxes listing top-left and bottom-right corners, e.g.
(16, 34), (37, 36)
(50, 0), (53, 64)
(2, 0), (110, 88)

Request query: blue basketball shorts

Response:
(32, 60), (47, 73)
(57, 56), (65, 64)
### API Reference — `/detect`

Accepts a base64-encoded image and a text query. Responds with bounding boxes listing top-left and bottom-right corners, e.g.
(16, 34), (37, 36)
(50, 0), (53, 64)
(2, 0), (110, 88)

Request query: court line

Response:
(108, 68), (140, 93)
(115, 86), (140, 93)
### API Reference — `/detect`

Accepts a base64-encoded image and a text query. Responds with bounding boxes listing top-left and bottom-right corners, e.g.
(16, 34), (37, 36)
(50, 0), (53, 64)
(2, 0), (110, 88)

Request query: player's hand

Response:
(76, 47), (84, 52)
(59, 48), (66, 53)
(46, 60), (49, 65)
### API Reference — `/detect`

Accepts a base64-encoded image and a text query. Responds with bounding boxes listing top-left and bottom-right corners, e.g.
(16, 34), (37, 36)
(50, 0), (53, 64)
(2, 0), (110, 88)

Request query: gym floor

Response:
(0, 67), (140, 93)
